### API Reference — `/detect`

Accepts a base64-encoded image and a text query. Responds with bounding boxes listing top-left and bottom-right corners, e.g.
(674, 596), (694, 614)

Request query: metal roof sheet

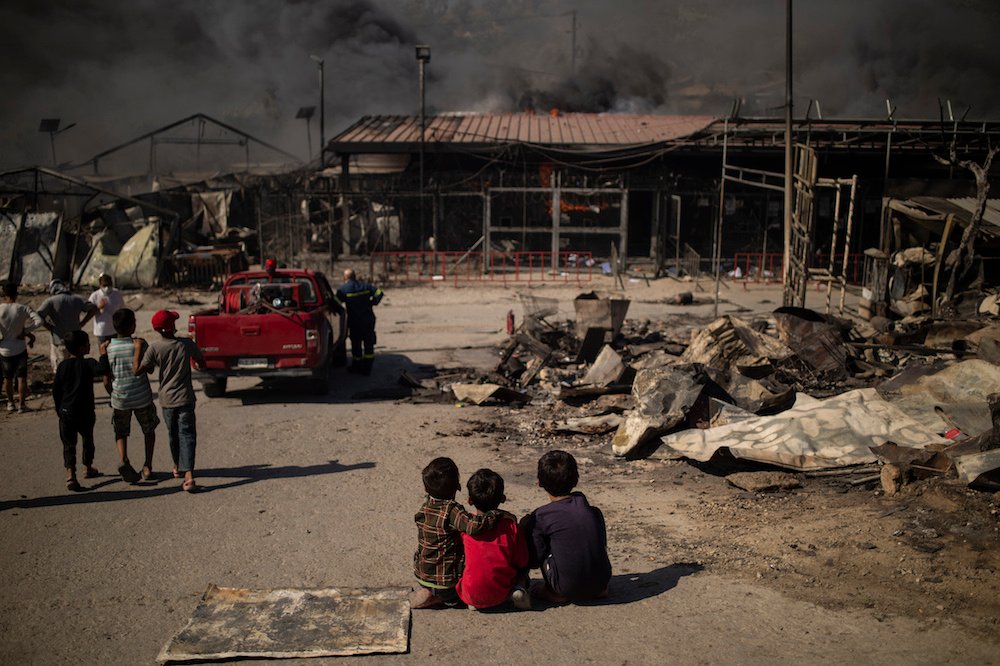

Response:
(903, 196), (1000, 237)
(331, 113), (716, 151)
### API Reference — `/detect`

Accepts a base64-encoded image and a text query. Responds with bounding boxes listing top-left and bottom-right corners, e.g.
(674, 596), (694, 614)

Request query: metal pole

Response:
(826, 183), (842, 313)
(255, 191), (263, 265)
(651, 190), (660, 262)
(551, 172), (560, 275)
(783, 0), (793, 288)
(715, 119), (729, 318)
(419, 57), (426, 251)
(318, 59), (325, 167)
(484, 190), (491, 273)
(673, 194), (682, 275)
(760, 193), (769, 283)
(49, 132), (57, 166)
(840, 175), (857, 314)
(306, 118), (312, 161)
(619, 188), (629, 273)
(571, 10), (577, 75)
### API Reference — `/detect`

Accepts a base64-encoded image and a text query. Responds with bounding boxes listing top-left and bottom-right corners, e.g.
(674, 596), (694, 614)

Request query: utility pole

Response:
(571, 10), (577, 76)
(296, 106), (315, 161)
(783, 0), (793, 292)
(416, 45), (431, 251)
(311, 55), (325, 166)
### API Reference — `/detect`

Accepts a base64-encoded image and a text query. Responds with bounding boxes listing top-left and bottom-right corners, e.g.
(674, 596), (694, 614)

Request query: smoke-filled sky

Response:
(2, 0), (998, 170)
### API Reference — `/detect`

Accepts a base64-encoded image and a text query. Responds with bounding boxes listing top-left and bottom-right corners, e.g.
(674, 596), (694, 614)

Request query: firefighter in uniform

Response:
(335, 269), (383, 375)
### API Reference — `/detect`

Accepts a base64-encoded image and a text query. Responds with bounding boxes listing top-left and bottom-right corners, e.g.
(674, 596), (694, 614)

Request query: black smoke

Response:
(516, 41), (669, 113)
(1, 0), (998, 170)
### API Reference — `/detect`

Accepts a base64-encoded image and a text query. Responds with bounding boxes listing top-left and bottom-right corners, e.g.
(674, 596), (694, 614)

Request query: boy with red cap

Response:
(134, 310), (205, 492)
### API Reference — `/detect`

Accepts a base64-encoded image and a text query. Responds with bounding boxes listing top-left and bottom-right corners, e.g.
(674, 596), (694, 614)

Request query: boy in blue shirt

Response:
(523, 450), (612, 604)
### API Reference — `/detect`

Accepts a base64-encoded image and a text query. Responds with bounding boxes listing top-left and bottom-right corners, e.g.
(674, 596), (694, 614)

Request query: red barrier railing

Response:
(731, 252), (784, 283)
(371, 251), (594, 286)
(731, 252), (864, 285)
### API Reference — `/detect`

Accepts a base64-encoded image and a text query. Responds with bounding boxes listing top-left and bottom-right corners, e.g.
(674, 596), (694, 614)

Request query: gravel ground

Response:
(1, 275), (998, 665)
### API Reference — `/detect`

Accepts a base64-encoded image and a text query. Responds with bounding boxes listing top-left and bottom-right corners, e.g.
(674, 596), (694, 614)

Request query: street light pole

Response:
(416, 45), (431, 251)
(311, 55), (325, 166)
(783, 0), (793, 301)
(296, 106), (316, 161)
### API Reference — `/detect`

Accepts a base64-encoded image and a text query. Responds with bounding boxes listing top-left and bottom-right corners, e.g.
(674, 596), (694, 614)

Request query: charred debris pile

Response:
(405, 292), (1000, 495)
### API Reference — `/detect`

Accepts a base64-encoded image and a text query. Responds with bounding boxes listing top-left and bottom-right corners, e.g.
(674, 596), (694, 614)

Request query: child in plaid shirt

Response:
(410, 457), (499, 609)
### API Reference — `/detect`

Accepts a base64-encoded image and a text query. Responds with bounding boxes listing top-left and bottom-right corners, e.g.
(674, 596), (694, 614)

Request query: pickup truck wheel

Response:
(202, 377), (227, 398)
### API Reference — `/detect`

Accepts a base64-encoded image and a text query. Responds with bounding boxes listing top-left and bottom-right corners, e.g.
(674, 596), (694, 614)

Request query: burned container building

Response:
(314, 110), (1000, 301)
(4, 108), (999, 314)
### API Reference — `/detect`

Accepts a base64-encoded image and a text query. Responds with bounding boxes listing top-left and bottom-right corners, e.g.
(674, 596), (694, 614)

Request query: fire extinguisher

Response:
(506, 310), (515, 335)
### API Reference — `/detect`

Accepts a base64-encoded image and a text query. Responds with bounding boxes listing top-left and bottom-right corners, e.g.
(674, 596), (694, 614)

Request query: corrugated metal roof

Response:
(331, 113), (716, 150)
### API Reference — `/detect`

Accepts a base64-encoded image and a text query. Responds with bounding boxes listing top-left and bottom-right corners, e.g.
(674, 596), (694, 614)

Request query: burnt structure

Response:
(3, 111), (999, 304)
(322, 112), (1000, 281)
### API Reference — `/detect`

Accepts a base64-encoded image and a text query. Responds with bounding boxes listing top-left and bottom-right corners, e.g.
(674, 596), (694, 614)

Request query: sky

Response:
(1, 0), (998, 170)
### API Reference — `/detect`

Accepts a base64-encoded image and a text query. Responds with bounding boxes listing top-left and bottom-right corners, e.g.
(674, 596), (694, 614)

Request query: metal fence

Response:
(370, 251), (594, 286)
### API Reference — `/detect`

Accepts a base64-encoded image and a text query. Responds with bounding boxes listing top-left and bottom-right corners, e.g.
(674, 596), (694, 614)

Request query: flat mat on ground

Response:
(158, 585), (410, 663)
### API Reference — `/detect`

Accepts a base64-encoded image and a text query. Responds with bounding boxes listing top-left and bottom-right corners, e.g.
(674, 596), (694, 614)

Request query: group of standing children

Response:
(53, 307), (205, 493)
(0, 275), (122, 414)
(411, 450), (612, 610)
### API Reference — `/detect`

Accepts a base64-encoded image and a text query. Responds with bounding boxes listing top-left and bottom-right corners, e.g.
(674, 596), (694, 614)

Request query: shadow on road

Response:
(0, 459), (375, 512)
(478, 563), (703, 614)
(196, 460), (376, 480)
(223, 354), (441, 406)
(580, 562), (704, 606)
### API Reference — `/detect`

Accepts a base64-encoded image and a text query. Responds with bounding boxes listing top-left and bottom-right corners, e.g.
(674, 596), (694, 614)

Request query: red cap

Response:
(151, 310), (180, 330)
(264, 258), (277, 272)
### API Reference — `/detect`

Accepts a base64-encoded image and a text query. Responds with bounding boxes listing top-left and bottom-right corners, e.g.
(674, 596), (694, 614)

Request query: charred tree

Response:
(933, 143), (999, 308)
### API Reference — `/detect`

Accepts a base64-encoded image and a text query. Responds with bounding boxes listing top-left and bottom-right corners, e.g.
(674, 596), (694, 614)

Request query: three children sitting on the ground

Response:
(411, 450), (612, 610)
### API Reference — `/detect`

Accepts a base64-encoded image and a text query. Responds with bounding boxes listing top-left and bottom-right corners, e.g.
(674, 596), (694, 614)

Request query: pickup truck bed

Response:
(190, 269), (347, 396)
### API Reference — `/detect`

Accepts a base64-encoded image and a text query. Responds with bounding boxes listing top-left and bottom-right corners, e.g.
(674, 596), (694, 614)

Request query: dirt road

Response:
(1, 277), (997, 665)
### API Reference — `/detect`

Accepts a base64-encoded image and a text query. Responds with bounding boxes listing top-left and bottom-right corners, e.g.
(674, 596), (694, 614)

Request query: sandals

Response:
(172, 468), (181, 479)
(141, 467), (157, 481)
(66, 478), (82, 492)
(83, 467), (100, 479)
(182, 479), (198, 493)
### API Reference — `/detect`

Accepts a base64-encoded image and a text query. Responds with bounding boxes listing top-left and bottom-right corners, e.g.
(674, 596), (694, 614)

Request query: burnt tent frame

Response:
(0, 166), (180, 287)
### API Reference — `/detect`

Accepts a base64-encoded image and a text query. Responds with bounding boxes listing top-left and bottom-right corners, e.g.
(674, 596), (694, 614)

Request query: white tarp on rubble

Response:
(881, 360), (1000, 436)
(651, 388), (950, 470)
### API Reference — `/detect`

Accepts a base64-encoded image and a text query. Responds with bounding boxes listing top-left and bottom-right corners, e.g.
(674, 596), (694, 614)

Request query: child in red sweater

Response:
(455, 468), (531, 610)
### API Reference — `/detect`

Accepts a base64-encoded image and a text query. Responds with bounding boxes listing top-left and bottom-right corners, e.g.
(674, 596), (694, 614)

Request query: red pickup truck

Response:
(188, 268), (348, 396)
